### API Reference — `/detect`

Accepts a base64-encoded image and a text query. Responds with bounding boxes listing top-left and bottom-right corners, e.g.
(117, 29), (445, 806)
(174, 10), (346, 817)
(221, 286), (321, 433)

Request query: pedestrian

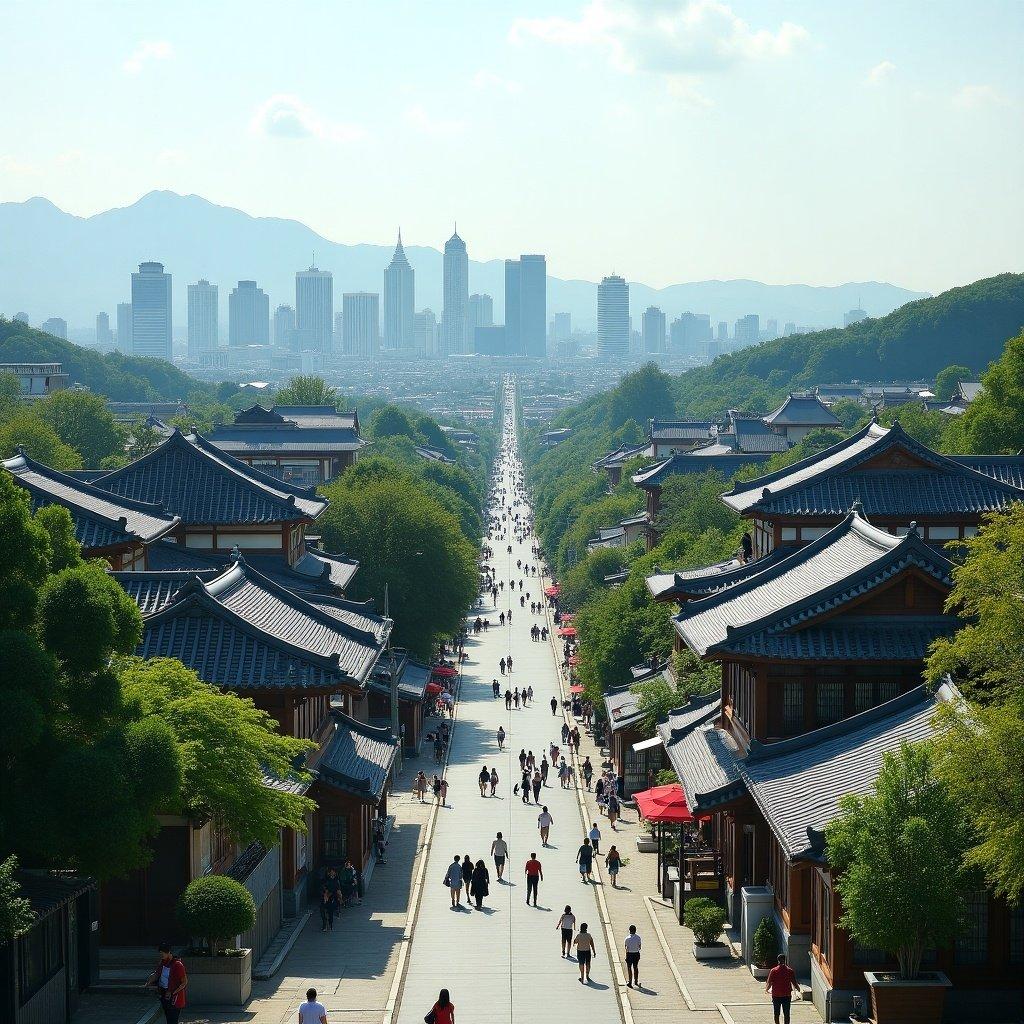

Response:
(559, 759), (571, 789)
(426, 989), (455, 1024)
(490, 768), (499, 796)
(445, 856), (463, 907)
(537, 806), (554, 845)
(299, 986), (329, 1024)
(532, 771), (542, 804)
(527, 751), (536, 772)
(540, 756), (549, 785)
(550, 696), (558, 715)
(492, 679), (500, 698)
(505, 689), (513, 710)
(415, 771), (428, 803)
(525, 852), (543, 906)
(439, 777), (449, 806)
(561, 722), (570, 745)
(500, 654), (506, 672)
(582, 758), (593, 790)
(556, 906), (576, 957)
(470, 860), (490, 910)
(624, 926), (641, 988)
(497, 726), (506, 750)
(576, 838), (594, 882)
(491, 832), (508, 881)
(513, 687), (521, 709)
(606, 845), (622, 888)
(527, 686), (534, 703)
(594, 775), (605, 808)
(519, 749), (527, 771)
(507, 654), (513, 670)
(520, 769), (531, 803)
(433, 775), (442, 804)
(478, 766), (489, 797)
(146, 943), (188, 1023)
(573, 924), (596, 983)
(589, 822), (602, 855)
(765, 954), (800, 1024)
(607, 792), (620, 830)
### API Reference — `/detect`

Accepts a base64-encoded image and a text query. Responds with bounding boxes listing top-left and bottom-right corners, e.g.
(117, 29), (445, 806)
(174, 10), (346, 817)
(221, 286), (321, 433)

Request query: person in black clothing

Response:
(521, 770), (531, 803)
(550, 697), (558, 715)
(741, 531), (753, 563)
(470, 860), (490, 909)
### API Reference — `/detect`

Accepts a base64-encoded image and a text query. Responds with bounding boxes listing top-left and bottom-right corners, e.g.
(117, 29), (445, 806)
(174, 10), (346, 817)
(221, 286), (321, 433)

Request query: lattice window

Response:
(955, 891), (989, 965)
(816, 682), (844, 727)
(322, 814), (348, 862)
(1009, 904), (1024, 965)
(782, 681), (803, 734)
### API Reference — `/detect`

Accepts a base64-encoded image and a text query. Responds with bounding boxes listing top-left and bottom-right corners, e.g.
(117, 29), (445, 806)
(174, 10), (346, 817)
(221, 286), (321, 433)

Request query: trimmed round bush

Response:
(684, 898), (728, 946)
(177, 874), (255, 954)
(752, 916), (779, 967)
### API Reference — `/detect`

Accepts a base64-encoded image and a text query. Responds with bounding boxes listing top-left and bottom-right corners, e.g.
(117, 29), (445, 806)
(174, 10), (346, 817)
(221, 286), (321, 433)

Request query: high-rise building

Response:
(504, 260), (521, 354)
(441, 230), (469, 355)
(550, 311), (571, 342)
(131, 262), (172, 360)
(13, 311), (29, 323)
(468, 293), (493, 330)
(784, 322), (797, 336)
(95, 312), (112, 348)
(116, 302), (133, 353)
(228, 280), (269, 346)
(474, 325), (507, 356)
(187, 279), (218, 357)
(414, 309), (439, 355)
(333, 311), (344, 342)
(670, 312), (712, 356)
(519, 255), (546, 358)
(383, 231), (415, 350)
(295, 266), (333, 352)
(717, 321), (729, 342)
(274, 305), (296, 350)
(844, 307), (868, 327)
(734, 314), (760, 347)
(41, 317), (67, 339)
(766, 318), (778, 339)
(342, 292), (379, 358)
(642, 306), (665, 354)
(597, 275), (629, 359)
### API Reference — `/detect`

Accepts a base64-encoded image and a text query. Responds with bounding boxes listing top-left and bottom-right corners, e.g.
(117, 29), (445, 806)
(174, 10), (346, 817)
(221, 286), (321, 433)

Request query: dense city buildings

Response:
(228, 280), (270, 346)
(734, 312), (760, 346)
(116, 301), (132, 353)
(41, 316), (67, 339)
(441, 229), (469, 355)
(296, 265), (334, 353)
(274, 303), (296, 349)
(383, 231), (415, 350)
(342, 291), (380, 358)
(414, 308), (439, 355)
(95, 311), (111, 347)
(187, 278), (219, 357)
(550, 310), (571, 343)
(130, 261), (172, 360)
(597, 274), (629, 358)
(785, 321), (797, 335)
(642, 306), (665, 353)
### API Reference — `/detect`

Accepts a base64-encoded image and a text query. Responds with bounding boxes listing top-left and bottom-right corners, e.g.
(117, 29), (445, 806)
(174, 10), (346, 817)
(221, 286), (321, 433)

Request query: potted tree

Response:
(825, 743), (968, 1024)
(177, 874), (256, 1005)
(684, 897), (731, 960)
(750, 916), (779, 980)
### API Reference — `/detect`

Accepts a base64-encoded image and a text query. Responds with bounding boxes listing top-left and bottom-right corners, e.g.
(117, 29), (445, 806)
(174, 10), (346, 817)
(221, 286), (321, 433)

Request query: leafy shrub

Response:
(177, 874), (255, 954)
(752, 916), (779, 968)
(684, 897), (728, 946)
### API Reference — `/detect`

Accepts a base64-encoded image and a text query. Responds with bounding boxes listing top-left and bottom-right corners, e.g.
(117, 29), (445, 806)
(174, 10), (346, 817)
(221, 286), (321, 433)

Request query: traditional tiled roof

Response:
(92, 429), (327, 524)
(3, 450), (180, 550)
(593, 443), (651, 471)
(369, 656), (432, 702)
(954, 382), (982, 404)
(14, 872), (95, 921)
(604, 685), (642, 732)
(588, 525), (626, 550)
(632, 450), (773, 489)
(315, 710), (397, 801)
(764, 393), (841, 428)
(649, 420), (715, 442)
(112, 569), (221, 613)
(209, 404), (364, 454)
(952, 455), (1024, 490)
(646, 547), (791, 602)
(732, 418), (792, 453)
(659, 722), (743, 814)
(659, 691), (721, 738)
(414, 445), (456, 465)
(740, 683), (956, 862)
(674, 511), (955, 658)
(721, 420), (1024, 517)
(619, 510), (648, 528)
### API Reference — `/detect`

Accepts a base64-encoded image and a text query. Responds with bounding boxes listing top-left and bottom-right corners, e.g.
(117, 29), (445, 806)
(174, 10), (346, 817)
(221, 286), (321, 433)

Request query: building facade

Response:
(131, 262), (172, 360)
(41, 317), (67, 339)
(598, 275), (629, 358)
(342, 292), (380, 358)
(274, 304), (296, 350)
(116, 302), (132, 353)
(642, 306), (665, 354)
(295, 266), (334, 353)
(383, 232), (415, 350)
(441, 230), (469, 355)
(187, 279), (219, 357)
(228, 280), (270, 346)
(519, 254), (547, 358)
(468, 293), (493, 330)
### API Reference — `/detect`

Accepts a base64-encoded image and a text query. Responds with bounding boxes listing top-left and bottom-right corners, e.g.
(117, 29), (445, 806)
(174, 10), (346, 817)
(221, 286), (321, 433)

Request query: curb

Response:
(253, 908), (314, 980)
(644, 895), (697, 1010)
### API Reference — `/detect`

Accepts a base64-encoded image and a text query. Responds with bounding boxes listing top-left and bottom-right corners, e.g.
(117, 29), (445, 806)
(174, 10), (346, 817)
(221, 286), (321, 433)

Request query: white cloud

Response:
(123, 40), (174, 75)
(866, 60), (896, 85)
(250, 95), (366, 143)
(404, 104), (466, 137)
(509, 0), (808, 77)
(952, 84), (1007, 110)
(472, 70), (523, 96)
(0, 154), (34, 175)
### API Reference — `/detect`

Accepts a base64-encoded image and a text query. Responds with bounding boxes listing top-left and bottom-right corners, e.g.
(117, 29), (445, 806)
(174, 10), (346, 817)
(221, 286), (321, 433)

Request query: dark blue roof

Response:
(764, 393), (840, 427)
(316, 710), (397, 801)
(646, 547), (792, 602)
(632, 450), (773, 489)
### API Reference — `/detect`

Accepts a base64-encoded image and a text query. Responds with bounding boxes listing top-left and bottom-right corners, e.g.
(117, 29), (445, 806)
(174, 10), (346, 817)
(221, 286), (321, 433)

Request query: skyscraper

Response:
(844, 307), (867, 327)
(717, 321), (729, 342)
(383, 231), (415, 350)
(441, 229), (469, 355)
(468, 293), (494, 329)
(228, 280), (270, 346)
(274, 305), (296, 349)
(642, 307), (665, 354)
(41, 317), (67, 339)
(519, 255), (547, 358)
(504, 260), (521, 354)
(784, 322), (797, 336)
(766, 318), (779, 339)
(295, 266), (333, 353)
(95, 312), (112, 348)
(131, 261), (172, 360)
(334, 311), (344, 342)
(551, 311), (571, 342)
(116, 302), (133, 353)
(414, 309), (439, 355)
(13, 311), (28, 323)
(597, 276), (629, 359)
(343, 292), (380, 358)
(187, 279), (218, 357)
(734, 314), (760, 346)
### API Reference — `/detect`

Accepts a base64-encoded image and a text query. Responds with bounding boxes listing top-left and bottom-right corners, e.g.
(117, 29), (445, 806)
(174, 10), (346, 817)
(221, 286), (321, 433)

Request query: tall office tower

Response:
(597, 275), (629, 359)
(784, 322), (797, 336)
(844, 307), (867, 327)
(642, 306), (665, 354)
(503, 260), (521, 354)
(670, 311), (712, 356)
(13, 311), (29, 323)
(295, 266), (334, 352)
(116, 302), (133, 353)
(734, 314), (760, 348)
(131, 262), (172, 360)
(441, 229), (469, 355)
(187, 279), (219, 357)
(383, 231), (415, 350)
(414, 308), (439, 355)
(333, 311), (344, 342)
(717, 321), (729, 342)
(468, 293), (494, 329)
(274, 305), (296, 349)
(95, 312), (112, 348)
(519, 254), (547, 358)
(41, 317), (67, 339)
(342, 292), (380, 358)
(228, 280), (270, 346)
(765, 318), (779, 339)
(551, 311), (571, 342)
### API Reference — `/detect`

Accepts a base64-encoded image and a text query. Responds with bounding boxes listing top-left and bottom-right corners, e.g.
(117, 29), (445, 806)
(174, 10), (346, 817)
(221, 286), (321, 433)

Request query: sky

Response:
(1, 0), (1021, 293)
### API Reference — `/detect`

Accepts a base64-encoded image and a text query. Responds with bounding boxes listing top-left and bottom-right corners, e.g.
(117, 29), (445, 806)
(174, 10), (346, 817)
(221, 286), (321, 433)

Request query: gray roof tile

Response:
(316, 711), (397, 801)
(764, 393), (841, 427)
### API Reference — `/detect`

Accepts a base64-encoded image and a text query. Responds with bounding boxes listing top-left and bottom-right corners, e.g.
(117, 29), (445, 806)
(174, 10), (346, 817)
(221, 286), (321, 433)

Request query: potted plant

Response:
(177, 874), (256, 1006)
(750, 916), (779, 979)
(636, 819), (658, 853)
(825, 743), (967, 1024)
(684, 897), (731, 960)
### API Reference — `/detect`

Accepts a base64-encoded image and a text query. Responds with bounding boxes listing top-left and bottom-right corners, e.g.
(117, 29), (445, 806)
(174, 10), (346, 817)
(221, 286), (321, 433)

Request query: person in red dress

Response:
(764, 954), (800, 1024)
(427, 988), (455, 1024)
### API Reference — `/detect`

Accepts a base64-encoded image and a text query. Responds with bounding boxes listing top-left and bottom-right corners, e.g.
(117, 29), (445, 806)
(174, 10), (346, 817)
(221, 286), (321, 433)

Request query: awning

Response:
(569, 684), (584, 694)
(632, 735), (664, 753)
(634, 783), (694, 823)
(557, 626), (576, 638)
(544, 585), (561, 597)
(560, 613), (574, 623)
(568, 655), (581, 667)
(425, 682), (444, 695)
(431, 665), (457, 678)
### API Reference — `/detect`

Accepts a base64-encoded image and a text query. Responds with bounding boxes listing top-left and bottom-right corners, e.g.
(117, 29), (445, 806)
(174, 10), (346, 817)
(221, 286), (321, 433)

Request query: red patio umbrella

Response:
(557, 626), (576, 638)
(544, 585), (561, 597)
(431, 665), (458, 678)
(568, 655), (581, 666)
(569, 684), (584, 694)
(560, 613), (575, 623)
(425, 682), (444, 695)
(634, 784), (693, 823)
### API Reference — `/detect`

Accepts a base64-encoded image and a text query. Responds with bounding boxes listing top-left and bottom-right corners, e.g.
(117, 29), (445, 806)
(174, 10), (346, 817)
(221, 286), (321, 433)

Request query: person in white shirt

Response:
(623, 926), (642, 988)
(537, 807), (554, 846)
(556, 905), (576, 957)
(491, 832), (509, 880)
(299, 987), (328, 1024)
(588, 823), (602, 855)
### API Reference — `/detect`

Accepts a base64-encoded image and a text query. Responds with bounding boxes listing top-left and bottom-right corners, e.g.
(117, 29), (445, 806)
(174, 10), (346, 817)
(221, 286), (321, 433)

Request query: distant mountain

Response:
(0, 192), (927, 333)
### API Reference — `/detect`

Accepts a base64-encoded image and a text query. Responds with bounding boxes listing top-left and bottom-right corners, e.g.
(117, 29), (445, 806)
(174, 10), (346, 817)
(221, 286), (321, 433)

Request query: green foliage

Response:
(876, 406), (953, 451)
(176, 874), (255, 954)
(935, 364), (974, 402)
(825, 743), (969, 980)
(560, 547), (628, 612)
(272, 375), (338, 407)
(684, 897), (728, 945)
(0, 855), (34, 942)
(0, 411), (82, 470)
(829, 397), (867, 429)
(370, 404), (419, 441)
(752, 916), (780, 968)
(0, 372), (21, 419)
(34, 389), (124, 467)
(955, 329), (1024, 454)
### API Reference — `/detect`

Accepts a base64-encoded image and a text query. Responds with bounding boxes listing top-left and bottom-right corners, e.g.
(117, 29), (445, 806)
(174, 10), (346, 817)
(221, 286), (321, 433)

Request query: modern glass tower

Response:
(273, 304), (296, 349)
(441, 229), (469, 355)
(187, 279), (219, 357)
(642, 306), (665, 354)
(131, 261), (172, 360)
(116, 302), (132, 353)
(383, 231), (415, 350)
(597, 275), (629, 359)
(519, 254), (547, 358)
(504, 259), (521, 354)
(228, 280), (270, 346)
(343, 292), (380, 358)
(295, 266), (334, 353)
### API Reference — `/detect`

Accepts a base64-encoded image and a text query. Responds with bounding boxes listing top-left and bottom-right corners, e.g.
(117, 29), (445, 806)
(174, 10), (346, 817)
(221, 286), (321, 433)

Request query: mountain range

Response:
(0, 191), (928, 333)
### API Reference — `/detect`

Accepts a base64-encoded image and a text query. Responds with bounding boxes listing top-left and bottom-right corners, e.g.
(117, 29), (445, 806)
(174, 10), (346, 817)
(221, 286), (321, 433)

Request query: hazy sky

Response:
(1, 0), (1021, 292)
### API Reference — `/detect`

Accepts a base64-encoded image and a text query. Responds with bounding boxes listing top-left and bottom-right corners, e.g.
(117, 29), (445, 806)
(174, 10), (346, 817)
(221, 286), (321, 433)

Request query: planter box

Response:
(865, 970), (951, 1024)
(750, 965), (771, 980)
(693, 941), (732, 960)
(186, 948), (252, 1006)
(635, 835), (658, 853)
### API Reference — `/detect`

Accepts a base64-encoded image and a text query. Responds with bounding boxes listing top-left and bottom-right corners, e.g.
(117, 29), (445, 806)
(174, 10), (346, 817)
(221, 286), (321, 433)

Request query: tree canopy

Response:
(273, 375), (339, 407)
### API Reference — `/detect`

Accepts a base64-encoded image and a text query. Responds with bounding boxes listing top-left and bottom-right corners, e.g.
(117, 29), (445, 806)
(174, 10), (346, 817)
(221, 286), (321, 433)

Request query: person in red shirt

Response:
(428, 988), (455, 1024)
(145, 943), (188, 1024)
(764, 954), (800, 1024)
(524, 854), (543, 906)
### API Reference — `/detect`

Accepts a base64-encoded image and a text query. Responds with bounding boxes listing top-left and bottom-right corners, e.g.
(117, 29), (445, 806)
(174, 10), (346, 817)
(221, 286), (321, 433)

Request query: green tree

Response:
(273, 375), (338, 407)
(828, 398), (867, 430)
(0, 854), (34, 942)
(0, 371), (22, 421)
(0, 412), (82, 470)
(35, 389), (124, 466)
(560, 548), (628, 612)
(956, 329), (1024, 454)
(177, 874), (255, 954)
(370, 404), (419, 441)
(935, 364), (973, 402)
(825, 743), (969, 980)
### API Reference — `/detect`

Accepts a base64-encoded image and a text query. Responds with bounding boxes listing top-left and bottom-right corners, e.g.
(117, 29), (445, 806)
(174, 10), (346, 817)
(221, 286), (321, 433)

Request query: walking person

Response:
(576, 838), (594, 883)
(505, 689), (513, 710)
(513, 687), (521, 709)
(445, 856), (464, 907)
(589, 822), (602, 855)
(461, 855), (473, 901)
(605, 845), (622, 888)
(415, 771), (428, 803)
(624, 926), (642, 989)
(551, 696), (558, 715)
(556, 906), (576, 957)
(433, 775), (442, 804)
(520, 769), (531, 803)
(582, 757), (594, 790)
(426, 989), (455, 1024)
(478, 766), (490, 797)
(491, 832), (508, 881)
(299, 987), (328, 1024)
(440, 777), (449, 806)
(573, 924), (596, 984)
(470, 860), (490, 910)
(489, 767), (499, 796)
(519, 748), (527, 771)
(607, 791), (620, 830)
(496, 726), (505, 751)
(540, 755), (549, 786)
(765, 954), (801, 1024)
(524, 852), (543, 906)
(537, 806), (554, 846)
(531, 770), (542, 804)
(527, 685), (534, 703)
(146, 943), (188, 1024)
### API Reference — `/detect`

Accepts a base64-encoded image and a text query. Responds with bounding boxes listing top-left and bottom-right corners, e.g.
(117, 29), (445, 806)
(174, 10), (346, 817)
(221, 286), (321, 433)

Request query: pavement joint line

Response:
(716, 1002), (736, 1024)
(644, 894), (697, 1011)
(130, 1004), (161, 1024)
